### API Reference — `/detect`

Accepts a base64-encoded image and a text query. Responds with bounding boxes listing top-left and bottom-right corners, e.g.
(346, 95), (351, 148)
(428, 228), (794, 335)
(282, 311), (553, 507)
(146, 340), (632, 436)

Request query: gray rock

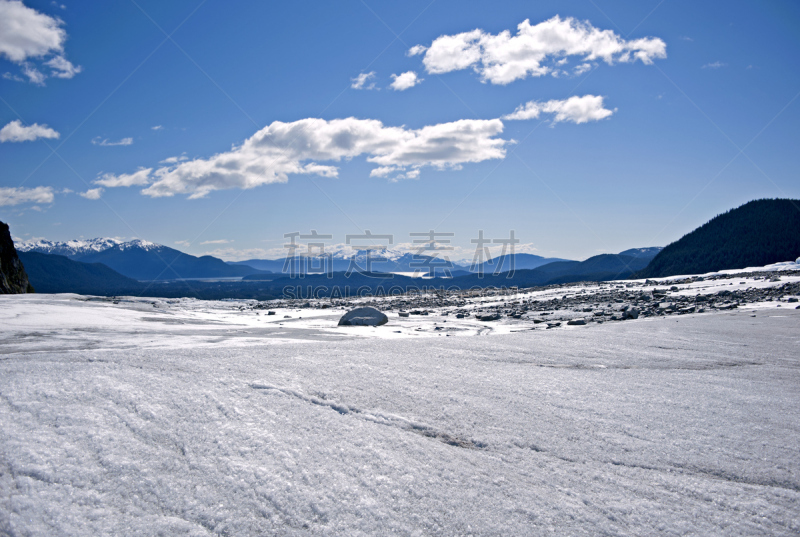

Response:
(398, 311), (410, 318)
(338, 307), (389, 326)
(623, 307), (640, 320)
(567, 318), (587, 325)
(476, 313), (501, 321)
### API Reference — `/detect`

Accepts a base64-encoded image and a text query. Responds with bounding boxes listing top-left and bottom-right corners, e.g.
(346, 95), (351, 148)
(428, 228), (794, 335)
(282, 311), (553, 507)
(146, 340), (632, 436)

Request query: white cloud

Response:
(407, 44), (427, 57)
(175, 240), (191, 247)
(108, 94), (614, 199)
(201, 246), (277, 262)
(2, 71), (24, 81)
(503, 95), (615, 124)
(389, 71), (422, 91)
(137, 116), (509, 198)
(702, 61), (726, 69)
(0, 185), (54, 206)
(199, 239), (233, 245)
(79, 187), (103, 200)
(151, 125), (163, 131)
(351, 71), (377, 90)
(413, 15), (666, 84)
(94, 168), (152, 187)
(91, 136), (133, 146)
(21, 61), (45, 84)
(44, 54), (80, 78)
(0, 0), (80, 84)
(159, 153), (188, 164)
(0, 119), (59, 142)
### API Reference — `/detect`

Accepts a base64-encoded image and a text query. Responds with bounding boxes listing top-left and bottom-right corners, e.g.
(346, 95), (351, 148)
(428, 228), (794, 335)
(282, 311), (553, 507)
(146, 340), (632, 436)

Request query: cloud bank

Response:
(99, 95), (612, 199)
(136, 116), (508, 198)
(0, 0), (81, 84)
(0, 120), (59, 142)
(410, 15), (666, 84)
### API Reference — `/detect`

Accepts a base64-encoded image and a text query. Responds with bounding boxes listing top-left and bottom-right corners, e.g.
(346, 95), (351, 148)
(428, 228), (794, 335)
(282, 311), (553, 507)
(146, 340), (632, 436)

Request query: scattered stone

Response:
(476, 313), (501, 321)
(567, 318), (587, 326)
(399, 312), (410, 318)
(623, 307), (640, 320)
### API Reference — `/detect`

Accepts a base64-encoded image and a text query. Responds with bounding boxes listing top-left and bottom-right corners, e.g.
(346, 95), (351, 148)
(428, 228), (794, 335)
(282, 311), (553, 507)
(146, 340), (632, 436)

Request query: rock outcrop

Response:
(0, 221), (32, 294)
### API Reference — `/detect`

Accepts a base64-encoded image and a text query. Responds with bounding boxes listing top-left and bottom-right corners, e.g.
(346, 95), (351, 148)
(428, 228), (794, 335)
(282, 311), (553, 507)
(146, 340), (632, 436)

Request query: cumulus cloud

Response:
(94, 168), (152, 188)
(389, 71), (422, 91)
(151, 125), (163, 131)
(351, 71), (377, 90)
(503, 95), (615, 124)
(104, 94), (613, 199)
(133, 116), (508, 198)
(91, 136), (133, 146)
(0, 0), (81, 84)
(702, 61), (726, 69)
(79, 187), (103, 200)
(0, 119), (59, 142)
(411, 15), (666, 84)
(0, 185), (54, 206)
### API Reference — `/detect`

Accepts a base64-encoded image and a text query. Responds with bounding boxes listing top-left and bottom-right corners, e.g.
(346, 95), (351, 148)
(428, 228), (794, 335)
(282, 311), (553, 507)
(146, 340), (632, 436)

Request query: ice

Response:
(1, 279), (799, 534)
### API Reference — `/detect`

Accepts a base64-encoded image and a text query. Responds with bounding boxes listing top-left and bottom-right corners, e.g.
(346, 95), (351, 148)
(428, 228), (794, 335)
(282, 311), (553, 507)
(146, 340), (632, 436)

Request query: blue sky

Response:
(1, 0), (799, 262)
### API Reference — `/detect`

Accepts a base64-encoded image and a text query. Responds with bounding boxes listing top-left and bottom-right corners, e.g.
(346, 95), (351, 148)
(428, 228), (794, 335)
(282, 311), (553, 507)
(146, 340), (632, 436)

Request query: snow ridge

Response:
(17, 237), (161, 256)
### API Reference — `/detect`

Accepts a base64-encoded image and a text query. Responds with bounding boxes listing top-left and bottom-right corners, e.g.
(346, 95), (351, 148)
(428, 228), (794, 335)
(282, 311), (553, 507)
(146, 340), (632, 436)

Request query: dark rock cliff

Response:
(0, 221), (33, 294)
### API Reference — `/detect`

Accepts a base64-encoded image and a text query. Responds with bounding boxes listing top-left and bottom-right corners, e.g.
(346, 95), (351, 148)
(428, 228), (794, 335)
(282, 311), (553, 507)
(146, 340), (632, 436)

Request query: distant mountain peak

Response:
(117, 239), (159, 251)
(17, 237), (124, 257)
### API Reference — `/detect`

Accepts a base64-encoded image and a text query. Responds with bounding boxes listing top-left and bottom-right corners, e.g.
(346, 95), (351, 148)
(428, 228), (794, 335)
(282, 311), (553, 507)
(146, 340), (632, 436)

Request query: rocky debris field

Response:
(248, 269), (800, 332)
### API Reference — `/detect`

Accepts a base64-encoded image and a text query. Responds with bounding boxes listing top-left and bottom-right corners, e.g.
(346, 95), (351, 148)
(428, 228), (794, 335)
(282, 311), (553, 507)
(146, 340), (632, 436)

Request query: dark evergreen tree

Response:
(637, 199), (800, 278)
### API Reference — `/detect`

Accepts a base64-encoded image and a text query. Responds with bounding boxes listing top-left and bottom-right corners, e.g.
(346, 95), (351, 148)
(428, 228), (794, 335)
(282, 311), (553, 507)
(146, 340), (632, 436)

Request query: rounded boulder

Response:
(338, 307), (389, 327)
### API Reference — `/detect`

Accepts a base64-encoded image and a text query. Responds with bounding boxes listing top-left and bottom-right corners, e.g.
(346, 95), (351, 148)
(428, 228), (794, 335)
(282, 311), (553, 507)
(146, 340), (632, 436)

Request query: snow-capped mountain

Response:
(17, 237), (125, 258)
(17, 238), (265, 280)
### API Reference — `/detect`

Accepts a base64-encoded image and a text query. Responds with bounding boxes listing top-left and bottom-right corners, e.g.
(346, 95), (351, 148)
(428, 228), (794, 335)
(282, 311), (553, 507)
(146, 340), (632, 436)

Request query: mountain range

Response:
(10, 199), (800, 298)
(18, 239), (267, 281)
